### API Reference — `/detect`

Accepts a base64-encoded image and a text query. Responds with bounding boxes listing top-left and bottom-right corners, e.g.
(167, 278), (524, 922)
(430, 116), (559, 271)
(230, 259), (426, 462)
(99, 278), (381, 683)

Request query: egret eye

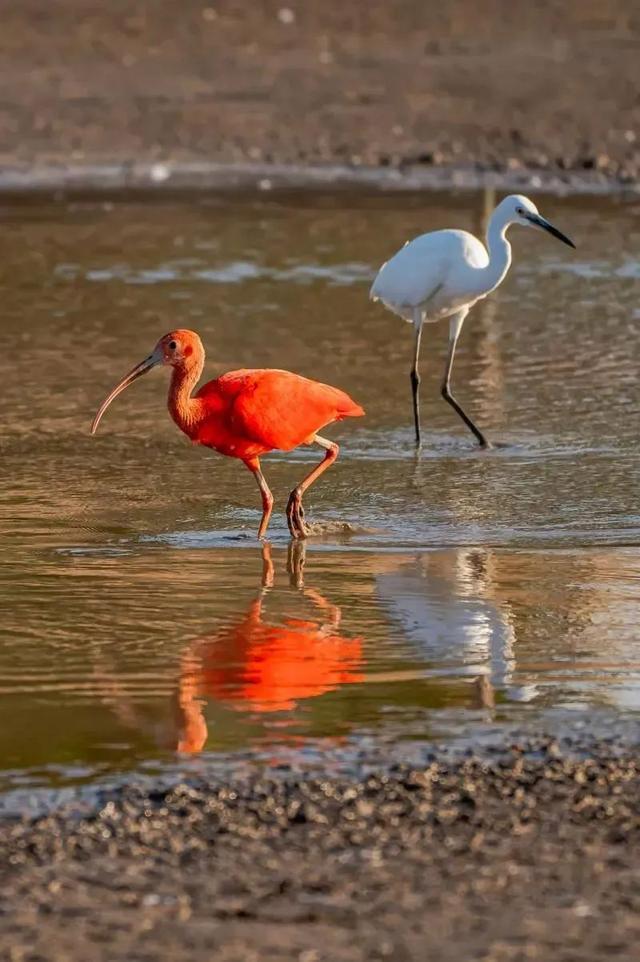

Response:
(168, 340), (177, 350)
(516, 207), (524, 215)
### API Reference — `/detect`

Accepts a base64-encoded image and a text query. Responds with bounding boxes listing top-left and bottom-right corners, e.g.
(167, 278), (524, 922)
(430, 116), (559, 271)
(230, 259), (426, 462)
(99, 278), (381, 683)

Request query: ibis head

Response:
(90, 330), (204, 434)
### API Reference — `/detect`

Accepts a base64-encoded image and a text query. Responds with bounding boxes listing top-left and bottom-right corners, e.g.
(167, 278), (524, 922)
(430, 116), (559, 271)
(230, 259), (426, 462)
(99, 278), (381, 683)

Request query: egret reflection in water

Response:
(375, 548), (538, 703)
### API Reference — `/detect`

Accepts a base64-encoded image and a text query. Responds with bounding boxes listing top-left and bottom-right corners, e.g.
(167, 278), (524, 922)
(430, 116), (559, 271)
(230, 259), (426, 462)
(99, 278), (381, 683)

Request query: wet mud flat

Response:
(0, 0), (638, 192)
(3, 736), (640, 962)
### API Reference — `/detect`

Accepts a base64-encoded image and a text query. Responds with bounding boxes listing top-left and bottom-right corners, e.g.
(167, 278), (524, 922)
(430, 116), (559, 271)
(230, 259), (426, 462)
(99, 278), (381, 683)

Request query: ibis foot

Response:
(286, 489), (311, 540)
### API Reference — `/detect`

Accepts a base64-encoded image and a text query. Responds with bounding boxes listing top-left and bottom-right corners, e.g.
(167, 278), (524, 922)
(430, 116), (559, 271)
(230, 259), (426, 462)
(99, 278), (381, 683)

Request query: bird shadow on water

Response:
(410, 432), (613, 463)
(137, 520), (375, 551)
(59, 520), (377, 558)
(349, 425), (602, 464)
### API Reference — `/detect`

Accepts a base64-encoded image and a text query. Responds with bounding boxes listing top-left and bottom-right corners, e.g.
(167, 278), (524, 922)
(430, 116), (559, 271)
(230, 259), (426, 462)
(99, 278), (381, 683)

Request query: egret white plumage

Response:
(370, 194), (575, 448)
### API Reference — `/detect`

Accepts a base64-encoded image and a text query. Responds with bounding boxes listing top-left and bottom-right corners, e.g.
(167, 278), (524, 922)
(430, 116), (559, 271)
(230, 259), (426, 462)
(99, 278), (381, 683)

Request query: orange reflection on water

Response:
(173, 542), (364, 752)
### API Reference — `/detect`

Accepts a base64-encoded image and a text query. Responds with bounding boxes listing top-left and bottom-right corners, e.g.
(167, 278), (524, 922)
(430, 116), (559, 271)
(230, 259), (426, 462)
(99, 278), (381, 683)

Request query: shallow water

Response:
(1, 189), (640, 806)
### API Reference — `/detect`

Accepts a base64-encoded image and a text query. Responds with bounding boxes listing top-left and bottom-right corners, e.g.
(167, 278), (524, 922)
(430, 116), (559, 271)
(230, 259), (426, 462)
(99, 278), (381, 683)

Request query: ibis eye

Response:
(168, 340), (177, 350)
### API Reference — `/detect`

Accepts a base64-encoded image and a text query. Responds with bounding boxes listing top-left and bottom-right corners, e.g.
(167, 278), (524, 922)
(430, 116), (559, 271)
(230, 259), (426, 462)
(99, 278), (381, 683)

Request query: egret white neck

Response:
(481, 213), (513, 295)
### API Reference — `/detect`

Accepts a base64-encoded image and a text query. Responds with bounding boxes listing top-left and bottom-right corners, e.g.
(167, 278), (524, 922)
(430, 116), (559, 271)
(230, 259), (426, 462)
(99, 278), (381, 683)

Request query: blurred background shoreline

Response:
(0, 0), (638, 195)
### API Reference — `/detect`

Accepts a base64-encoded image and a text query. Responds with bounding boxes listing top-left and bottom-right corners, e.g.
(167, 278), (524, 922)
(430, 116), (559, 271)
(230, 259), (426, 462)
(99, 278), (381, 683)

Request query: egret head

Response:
(500, 194), (575, 248)
(90, 329), (204, 434)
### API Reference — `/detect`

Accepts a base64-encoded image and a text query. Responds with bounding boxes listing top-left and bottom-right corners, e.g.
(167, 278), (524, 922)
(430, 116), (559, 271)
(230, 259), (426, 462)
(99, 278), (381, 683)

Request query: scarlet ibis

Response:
(370, 194), (575, 448)
(91, 329), (364, 539)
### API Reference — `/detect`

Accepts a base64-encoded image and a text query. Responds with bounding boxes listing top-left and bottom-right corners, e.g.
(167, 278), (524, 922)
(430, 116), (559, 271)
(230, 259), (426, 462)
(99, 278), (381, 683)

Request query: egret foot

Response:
(286, 488), (311, 539)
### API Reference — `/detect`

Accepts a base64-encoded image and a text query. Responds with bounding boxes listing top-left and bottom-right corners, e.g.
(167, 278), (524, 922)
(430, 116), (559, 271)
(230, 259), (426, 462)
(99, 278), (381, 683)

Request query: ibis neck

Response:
(482, 215), (512, 294)
(168, 358), (204, 434)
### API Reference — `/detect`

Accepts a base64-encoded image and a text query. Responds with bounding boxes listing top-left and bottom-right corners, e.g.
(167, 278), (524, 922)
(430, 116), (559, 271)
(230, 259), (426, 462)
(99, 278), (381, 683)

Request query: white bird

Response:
(370, 194), (575, 448)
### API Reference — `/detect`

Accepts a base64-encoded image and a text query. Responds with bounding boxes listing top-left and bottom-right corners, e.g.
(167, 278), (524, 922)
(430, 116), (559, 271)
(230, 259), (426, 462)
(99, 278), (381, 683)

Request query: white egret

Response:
(370, 194), (575, 448)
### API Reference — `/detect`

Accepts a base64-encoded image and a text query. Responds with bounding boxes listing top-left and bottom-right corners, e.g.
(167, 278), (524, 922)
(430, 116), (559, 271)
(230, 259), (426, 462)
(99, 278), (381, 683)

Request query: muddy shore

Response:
(3, 736), (640, 962)
(1, 0), (638, 194)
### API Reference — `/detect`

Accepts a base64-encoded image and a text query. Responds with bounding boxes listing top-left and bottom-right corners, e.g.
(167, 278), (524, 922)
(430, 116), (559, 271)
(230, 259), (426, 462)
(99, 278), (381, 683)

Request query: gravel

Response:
(3, 735), (640, 960)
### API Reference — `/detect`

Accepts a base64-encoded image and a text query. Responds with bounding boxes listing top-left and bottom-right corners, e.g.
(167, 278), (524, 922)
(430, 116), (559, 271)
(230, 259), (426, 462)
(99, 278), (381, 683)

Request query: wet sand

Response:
(0, 0), (638, 192)
(3, 736), (640, 961)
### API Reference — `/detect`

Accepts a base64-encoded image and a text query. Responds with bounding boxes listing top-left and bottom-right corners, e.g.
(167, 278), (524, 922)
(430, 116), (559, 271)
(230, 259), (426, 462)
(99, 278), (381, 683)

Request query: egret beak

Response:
(91, 348), (163, 434)
(525, 212), (575, 249)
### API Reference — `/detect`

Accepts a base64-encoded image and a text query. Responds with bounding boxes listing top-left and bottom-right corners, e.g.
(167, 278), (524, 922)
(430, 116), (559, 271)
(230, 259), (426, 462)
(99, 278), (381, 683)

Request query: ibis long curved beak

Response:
(525, 212), (575, 249)
(91, 348), (162, 434)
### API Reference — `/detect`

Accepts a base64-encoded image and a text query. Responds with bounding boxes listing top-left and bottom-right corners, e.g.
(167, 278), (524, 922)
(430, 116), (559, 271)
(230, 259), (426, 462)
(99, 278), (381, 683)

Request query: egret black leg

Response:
(410, 310), (424, 447)
(441, 309), (489, 449)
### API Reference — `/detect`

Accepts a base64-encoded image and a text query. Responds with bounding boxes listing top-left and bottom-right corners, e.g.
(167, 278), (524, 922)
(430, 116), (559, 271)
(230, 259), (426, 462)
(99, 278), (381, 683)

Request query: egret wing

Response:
(370, 231), (450, 309)
(370, 229), (488, 314)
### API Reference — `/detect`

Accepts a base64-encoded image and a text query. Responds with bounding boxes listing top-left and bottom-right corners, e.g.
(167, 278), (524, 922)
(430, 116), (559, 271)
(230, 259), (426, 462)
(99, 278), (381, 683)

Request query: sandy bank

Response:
(3, 736), (640, 961)
(0, 1), (637, 196)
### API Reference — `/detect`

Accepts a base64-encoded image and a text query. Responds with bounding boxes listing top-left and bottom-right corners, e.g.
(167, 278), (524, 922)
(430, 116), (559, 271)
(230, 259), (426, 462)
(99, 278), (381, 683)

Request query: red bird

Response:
(91, 329), (364, 539)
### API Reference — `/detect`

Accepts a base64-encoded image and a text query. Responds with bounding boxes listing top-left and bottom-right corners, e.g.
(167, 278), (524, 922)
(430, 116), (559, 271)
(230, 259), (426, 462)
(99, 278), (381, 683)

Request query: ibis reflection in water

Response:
(94, 543), (364, 754)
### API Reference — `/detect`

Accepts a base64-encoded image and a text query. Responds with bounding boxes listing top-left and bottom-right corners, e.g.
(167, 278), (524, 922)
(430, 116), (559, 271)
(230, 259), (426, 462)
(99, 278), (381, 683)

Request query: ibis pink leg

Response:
(286, 435), (339, 539)
(245, 458), (274, 539)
